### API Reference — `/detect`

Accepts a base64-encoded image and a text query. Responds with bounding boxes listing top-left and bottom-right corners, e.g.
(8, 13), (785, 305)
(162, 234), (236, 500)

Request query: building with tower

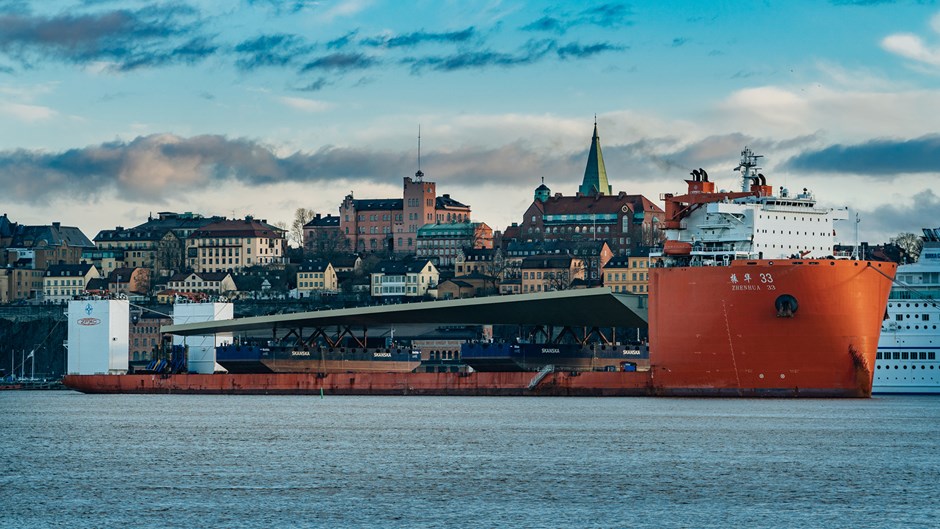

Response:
(339, 174), (472, 255)
(507, 123), (664, 256)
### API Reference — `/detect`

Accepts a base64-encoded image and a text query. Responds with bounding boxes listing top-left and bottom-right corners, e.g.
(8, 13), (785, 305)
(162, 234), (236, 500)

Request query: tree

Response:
(288, 208), (316, 249)
(891, 232), (923, 263)
(154, 232), (185, 277)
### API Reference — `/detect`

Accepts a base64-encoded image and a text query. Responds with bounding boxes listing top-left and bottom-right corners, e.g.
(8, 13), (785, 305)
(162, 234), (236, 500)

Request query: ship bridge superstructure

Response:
(653, 147), (848, 266)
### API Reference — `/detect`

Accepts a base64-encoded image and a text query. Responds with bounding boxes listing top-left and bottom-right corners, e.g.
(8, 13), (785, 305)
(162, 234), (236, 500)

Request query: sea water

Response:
(1, 392), (938, 528)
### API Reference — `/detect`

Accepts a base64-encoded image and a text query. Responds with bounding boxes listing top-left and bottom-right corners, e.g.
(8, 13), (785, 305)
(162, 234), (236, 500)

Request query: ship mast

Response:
(734, 147), (763, 192)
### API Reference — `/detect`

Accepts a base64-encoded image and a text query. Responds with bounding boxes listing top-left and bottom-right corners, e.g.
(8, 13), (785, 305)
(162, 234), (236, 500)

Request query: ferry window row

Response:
(895, 313), (931, 321)
(877, 352), (936, 360)
(875, 364), (935, 370)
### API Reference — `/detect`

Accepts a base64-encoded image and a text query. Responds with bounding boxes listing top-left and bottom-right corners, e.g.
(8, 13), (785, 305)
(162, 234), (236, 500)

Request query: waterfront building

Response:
(330, 254), (362, 273)
(370, 259), (439, 299)
(186, 216), (287, 273)
(505, 240), (612, 283)
(302, 214), (347, 256)
(520, 255), (585, 293)
(43, 263), (100, 303)
(166, 271), (236, 298)
(297, 259), (339, 295)
(507, 125), (664, 256)
(604, 254), (651, 294)
(95, 212), (226, 278)
(81, 248), (125, 278)
(1, 221), (95, 269)
(437, 271), (497, 299)
(1, 267), (45, 302)
(339, 174), (472, 255)
(415, 222), (493, 267)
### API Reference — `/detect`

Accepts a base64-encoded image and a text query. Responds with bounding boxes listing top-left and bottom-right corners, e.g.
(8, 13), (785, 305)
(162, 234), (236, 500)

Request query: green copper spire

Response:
(578, 121), (612, 196)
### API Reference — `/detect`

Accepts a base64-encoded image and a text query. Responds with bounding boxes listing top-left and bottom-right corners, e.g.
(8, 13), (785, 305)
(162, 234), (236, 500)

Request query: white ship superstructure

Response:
(653, 147), (848, 266)
(873, 228), (940, 394)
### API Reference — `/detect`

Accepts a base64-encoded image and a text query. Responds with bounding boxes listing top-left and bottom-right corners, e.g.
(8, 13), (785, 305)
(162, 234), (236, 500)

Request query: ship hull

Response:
(649, 259), (895, 398)
(62, 259), (896, 398)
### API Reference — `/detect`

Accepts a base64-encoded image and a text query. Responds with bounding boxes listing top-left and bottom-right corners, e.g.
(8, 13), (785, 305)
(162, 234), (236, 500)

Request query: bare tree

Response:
(154, 233), (185, 277)
(290, 208), (316, 249)
(891, 232), (923, 263)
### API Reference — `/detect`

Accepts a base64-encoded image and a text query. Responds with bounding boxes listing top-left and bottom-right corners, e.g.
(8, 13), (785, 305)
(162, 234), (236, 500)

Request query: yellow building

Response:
(604, 255), (650, 294)
(297, 260), (338, 295)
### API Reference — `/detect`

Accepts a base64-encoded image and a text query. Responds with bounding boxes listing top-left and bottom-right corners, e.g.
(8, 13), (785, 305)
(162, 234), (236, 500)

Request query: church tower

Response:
(578, 120), (612, 196)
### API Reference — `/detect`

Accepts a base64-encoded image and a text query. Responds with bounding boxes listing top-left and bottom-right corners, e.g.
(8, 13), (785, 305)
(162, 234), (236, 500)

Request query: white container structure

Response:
(172, 303), (233, 374)
(67, 299), (130, 375)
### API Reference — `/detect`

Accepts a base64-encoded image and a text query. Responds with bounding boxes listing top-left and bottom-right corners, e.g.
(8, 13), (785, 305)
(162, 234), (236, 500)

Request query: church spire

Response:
(578, 119), (612, 196)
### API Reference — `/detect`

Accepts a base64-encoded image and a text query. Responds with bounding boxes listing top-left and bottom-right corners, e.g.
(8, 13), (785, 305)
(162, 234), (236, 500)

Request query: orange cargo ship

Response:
(63, 148), (896, 397)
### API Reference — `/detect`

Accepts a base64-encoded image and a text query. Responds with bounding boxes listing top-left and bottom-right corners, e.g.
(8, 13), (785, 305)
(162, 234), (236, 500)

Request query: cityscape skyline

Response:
(1, 0), (939, 244)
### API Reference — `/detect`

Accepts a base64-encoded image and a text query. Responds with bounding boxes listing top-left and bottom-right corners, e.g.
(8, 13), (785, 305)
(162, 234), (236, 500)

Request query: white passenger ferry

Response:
(873, 228), (940, 394)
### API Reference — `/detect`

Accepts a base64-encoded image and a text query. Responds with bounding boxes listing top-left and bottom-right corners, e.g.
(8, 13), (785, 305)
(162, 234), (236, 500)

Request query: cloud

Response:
(521, 3), (633, 34)
(0, 133), (416, 204)
(296, 77), (330, 91)
(556, 42), (623, 59)
(361, 27), (476, 49)
(521, 16), (566, 34)
(881, 12), (940, 67)
(301, 52), (378, 72)
(405, 49), (545, 73)
(277, 96), (332, 112)
(0, 4), (214, 71)
(0, 101), (56, 121)
(405, 39), (624, 72)
(327, 30), (358, 50)
(781, 135), (940, 175)
(861, 188), (940, 241)
(234, 33), (311, 70)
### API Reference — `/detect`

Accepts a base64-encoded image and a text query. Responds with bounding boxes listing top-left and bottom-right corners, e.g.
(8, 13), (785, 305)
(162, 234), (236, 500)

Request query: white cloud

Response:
(882, 12), (940, 68)
(277, 96), (333, 112)
(317, 0), (372, 22)
(0, 102), (57, 122)
(881, 33), (940, 66)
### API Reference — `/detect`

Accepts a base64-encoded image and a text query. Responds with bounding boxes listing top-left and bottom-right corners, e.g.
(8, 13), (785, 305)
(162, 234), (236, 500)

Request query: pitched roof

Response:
(85, 278), (108, 291)
(352, 199), (403, 211)
(12, 224), (95, 249)
(303, 214), (340, 228)
(299, 259), (332, 272)
(0, 214), (16, 238)
(579, 123), (612, 196)
(539, 193), (663, 216)
(46, 263), (95, 276)
(436, 194), (469, 209)
(191, 217), (285, 238)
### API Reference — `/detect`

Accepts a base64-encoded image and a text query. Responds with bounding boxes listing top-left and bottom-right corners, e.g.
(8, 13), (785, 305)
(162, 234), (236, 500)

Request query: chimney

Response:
(52, 222), (61, 230)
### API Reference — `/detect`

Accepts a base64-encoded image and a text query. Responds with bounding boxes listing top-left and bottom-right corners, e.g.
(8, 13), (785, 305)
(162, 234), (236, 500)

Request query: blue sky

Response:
(1, 0), (939, 244)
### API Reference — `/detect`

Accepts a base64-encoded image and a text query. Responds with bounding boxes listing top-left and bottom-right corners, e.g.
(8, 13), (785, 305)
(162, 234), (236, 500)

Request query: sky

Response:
(1, 0), (939, 246)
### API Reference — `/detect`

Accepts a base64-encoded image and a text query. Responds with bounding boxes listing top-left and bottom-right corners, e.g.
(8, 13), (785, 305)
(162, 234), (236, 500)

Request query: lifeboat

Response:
(662, 240), (692, 256)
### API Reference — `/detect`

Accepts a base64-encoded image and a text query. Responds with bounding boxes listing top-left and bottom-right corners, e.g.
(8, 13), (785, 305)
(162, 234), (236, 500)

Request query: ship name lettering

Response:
(373, 352), (392, 358)
(291, 351), (311, 357)
(542, 348), (560, 354)
(731, 285), (761, 291)
(622, 350), (641, 356)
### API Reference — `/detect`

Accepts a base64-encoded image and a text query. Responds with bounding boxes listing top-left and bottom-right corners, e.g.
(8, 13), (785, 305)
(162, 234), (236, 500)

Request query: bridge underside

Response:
(163, 288), (648, 337)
